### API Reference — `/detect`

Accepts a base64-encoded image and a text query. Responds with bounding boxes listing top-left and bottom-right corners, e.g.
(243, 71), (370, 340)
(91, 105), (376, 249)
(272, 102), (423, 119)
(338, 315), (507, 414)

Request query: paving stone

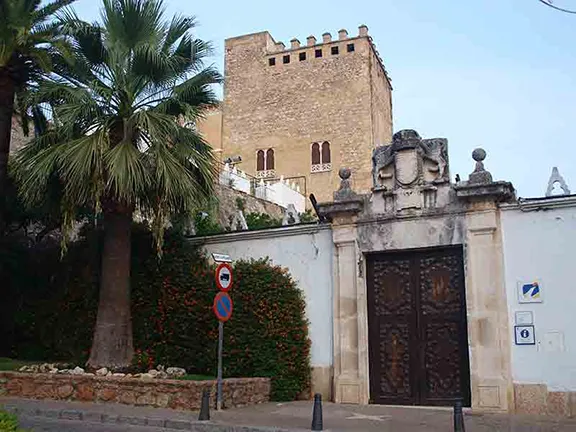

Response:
(102, 413), (119, 423)
(165, 419), (193, 430)
(117, 415), (147, 426)
(146, 417), (166, 427)
(60, 409), (82, 420)
(82, 412), (103, 423)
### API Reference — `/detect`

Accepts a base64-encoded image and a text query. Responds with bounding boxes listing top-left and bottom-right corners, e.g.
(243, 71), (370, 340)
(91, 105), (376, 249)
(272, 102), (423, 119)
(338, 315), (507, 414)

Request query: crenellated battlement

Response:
(261, 25), (391, 88)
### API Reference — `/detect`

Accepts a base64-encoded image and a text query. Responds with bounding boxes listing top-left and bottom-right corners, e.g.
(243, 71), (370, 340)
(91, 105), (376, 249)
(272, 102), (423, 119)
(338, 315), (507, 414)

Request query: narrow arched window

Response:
(256, 150), (265, 171)
(266, 149), (275, 170)
(311, 142), (321, 165)
(311, 141), (332, 173)
(321, 141), (331, 163)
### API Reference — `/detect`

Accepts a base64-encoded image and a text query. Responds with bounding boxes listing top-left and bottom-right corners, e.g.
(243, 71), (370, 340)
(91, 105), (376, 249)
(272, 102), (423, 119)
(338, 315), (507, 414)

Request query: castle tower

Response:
(221, 26), (393, 203)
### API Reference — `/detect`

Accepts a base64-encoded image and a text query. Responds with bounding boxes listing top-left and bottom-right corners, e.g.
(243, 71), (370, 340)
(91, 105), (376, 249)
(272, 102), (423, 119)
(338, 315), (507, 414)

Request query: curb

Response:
(3, 404), (300, 432)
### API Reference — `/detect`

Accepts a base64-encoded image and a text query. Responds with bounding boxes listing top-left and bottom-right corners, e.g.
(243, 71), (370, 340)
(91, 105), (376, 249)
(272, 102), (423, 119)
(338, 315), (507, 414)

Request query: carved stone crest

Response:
(372, 130), (449, 190)
(371, 129), (451, 214)
(395, 150), (419, 186)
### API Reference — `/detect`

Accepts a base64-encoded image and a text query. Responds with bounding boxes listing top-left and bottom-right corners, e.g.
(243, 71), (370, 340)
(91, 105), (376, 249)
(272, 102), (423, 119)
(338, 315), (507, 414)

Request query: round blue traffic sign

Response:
(213, 292), (233, 322)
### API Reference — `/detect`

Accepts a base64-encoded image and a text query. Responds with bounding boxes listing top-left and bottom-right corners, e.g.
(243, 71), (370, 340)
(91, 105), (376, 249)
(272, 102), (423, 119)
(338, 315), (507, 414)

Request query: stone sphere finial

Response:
(472, 148), (486, 162)
(339, 167), (351, 180)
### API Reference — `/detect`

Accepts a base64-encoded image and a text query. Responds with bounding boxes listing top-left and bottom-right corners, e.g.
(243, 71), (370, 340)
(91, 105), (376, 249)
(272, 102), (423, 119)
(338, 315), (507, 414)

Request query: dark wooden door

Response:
(366, 246), (471, 406)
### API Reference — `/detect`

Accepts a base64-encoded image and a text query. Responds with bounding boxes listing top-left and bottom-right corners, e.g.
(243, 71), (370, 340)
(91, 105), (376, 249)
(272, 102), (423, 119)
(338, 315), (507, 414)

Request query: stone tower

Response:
(221, 26), (393, 203)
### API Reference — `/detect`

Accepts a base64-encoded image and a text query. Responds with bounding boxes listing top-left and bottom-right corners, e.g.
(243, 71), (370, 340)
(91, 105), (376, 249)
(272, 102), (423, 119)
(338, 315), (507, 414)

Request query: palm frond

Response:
(33, 0), (75, 23)
(162, 14), (195, 54)
(102, 0), (164, 49)
(104, 138), (150, 202)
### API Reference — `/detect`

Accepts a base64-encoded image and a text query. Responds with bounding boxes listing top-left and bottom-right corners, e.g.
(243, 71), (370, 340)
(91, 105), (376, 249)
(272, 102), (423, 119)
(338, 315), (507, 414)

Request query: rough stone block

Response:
(119, 391), (136, 405)
(156, 392), (170, 408)
(57, 384), (74, 399)
(77, 383), (95, 401)
(135, 392), (156, 406)
(97, 387), (117, 401)
(547, 392), (569, 417)
(514, 384), (547, 415)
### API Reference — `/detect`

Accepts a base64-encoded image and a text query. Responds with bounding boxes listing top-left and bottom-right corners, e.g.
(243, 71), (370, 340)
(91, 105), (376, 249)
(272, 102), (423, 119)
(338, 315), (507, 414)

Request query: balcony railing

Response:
(219, 163), (306, 213)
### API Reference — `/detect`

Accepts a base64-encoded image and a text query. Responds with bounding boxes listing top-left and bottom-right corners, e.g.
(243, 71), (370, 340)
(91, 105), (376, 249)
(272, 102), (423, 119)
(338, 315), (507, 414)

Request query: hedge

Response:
(1, 226), (311, 401)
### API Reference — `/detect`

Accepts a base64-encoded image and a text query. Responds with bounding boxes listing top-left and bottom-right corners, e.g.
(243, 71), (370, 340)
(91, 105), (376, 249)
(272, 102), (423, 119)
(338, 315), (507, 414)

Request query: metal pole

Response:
(198, 389), (210, 421)
(217, 320), (224, 411)
(453, 400), (465, 432)
(311, 393), (323, 431)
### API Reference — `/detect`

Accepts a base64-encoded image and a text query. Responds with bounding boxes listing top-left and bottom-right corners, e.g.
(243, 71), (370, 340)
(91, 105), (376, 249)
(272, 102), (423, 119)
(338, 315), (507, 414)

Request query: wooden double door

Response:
(366, 246), (471, 406)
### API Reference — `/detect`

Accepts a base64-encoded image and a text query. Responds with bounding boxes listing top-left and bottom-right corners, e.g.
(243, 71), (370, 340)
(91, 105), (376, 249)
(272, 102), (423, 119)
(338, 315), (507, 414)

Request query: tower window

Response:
(299, 52), (306, 61)
(268, 57), (276, 66)
(321, 141), (331, 163)
(283, 55), (290, 64)
(266, 148), (275, 170)
(315, 49), (322, 58)
(311, 142), (320, 165)
(347, 43), (355, 52)
(256, 148), (276, 177)
(257, 150), (265, 171)
(331, 46), (339, 55)
(311, 141), (332, 173)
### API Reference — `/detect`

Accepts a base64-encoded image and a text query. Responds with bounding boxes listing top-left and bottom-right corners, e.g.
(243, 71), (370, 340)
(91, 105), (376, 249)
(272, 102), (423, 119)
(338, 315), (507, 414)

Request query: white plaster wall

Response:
(195, 225), (334, 367)
(501, 203), (576, 391)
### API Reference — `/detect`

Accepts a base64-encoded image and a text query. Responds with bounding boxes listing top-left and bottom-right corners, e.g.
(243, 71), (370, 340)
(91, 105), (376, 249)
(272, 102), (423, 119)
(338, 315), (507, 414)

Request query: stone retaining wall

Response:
(0, 372), (270, 410)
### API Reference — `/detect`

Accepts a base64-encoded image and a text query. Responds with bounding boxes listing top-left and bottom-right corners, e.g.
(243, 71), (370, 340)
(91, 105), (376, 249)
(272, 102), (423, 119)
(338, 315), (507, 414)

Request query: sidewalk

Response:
(3, 396), (576, 431)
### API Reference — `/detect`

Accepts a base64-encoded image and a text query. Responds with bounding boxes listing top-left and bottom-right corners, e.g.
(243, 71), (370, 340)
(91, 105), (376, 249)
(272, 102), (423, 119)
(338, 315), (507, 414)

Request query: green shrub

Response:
(245, 212), (282, 230)
(193, 212), (224, 236)
(235, 197), (246, 212)
(299, 209), (317, 223)
(5, 227), (311, 401)
(0, 410), (26, 432)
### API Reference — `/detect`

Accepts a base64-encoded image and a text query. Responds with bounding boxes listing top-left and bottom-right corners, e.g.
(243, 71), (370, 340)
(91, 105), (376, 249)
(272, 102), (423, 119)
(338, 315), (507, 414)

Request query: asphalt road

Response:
(19, 416), (167, 432)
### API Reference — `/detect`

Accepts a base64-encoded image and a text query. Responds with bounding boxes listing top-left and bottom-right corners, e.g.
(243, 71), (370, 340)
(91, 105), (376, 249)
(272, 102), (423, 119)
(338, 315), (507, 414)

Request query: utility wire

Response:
(538, 0), (576, 14)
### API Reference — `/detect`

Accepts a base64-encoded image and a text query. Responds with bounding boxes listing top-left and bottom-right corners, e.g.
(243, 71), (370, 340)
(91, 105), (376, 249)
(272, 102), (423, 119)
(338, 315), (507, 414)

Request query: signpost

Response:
(213, 263), (233, 410)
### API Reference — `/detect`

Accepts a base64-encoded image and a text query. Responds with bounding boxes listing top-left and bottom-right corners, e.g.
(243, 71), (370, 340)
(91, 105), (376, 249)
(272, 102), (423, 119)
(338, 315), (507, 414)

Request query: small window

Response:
(256, 150), (265, 171)
(311, 141), (332, 172)
(299, 52), (306, 61)
(283, 55), (290, 64)
(311, 143), (320, 165)
(266, 149), (275, 170)
(347, 43), (355, 53)
(315, 49), (322, 58)
(257, 148), (275, 172)
(331, 46), (339, 55)
(268, 57), (276, 66)
(321, 141), (331, 163)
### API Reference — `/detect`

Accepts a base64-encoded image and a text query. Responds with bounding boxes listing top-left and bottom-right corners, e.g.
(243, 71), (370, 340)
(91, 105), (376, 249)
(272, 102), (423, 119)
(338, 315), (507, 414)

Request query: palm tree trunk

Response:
(87, 207), (134, 369)
(0, 70), (16, 229)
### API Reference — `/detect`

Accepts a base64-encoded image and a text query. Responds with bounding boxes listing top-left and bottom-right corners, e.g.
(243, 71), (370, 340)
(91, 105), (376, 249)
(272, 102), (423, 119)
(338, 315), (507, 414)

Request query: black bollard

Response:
(453, 400), (465, 432)
(311, 393), (323, 431)
(198, 389), (210, 421)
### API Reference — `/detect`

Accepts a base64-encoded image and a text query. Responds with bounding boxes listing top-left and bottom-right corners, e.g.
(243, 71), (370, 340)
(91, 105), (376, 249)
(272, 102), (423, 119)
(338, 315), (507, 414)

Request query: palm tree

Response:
(0, 0), (76, 225)
(15, 0), (221, 369)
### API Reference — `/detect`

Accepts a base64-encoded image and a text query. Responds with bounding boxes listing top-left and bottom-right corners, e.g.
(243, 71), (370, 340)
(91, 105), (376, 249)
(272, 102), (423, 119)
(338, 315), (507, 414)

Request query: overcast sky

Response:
(73, 0), (576, 198)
